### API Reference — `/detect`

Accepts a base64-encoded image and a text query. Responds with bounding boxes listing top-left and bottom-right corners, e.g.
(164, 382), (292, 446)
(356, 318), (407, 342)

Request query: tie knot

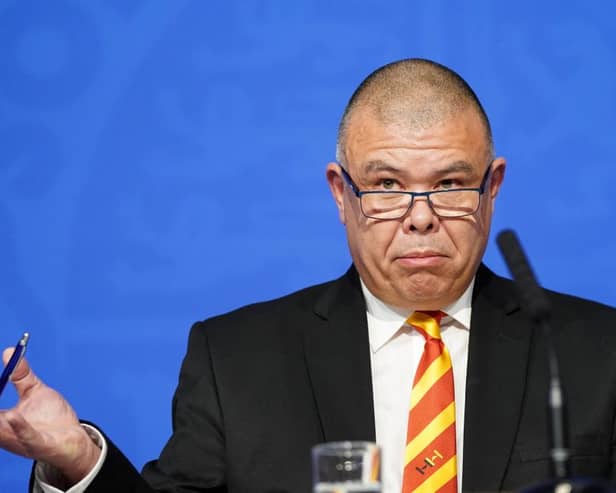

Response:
(406, 310), (444, 341)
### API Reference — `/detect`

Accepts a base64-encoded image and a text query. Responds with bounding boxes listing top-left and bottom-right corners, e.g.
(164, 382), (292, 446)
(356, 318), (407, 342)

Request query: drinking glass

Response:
(312, 441), (381, 493)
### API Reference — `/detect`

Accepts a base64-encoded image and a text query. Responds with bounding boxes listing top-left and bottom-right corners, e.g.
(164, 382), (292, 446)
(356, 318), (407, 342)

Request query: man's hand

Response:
(0, 349), (101, 485)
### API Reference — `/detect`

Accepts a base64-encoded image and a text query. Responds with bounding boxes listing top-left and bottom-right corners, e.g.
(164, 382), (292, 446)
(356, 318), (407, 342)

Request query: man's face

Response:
(327, 107), (506, 310)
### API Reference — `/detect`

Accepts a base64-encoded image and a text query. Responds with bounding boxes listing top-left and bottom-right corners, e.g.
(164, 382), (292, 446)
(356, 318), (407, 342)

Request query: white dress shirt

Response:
(34, 424), (107, 493)
(36, 278), (474, 493)
(362, 278), (473, 493)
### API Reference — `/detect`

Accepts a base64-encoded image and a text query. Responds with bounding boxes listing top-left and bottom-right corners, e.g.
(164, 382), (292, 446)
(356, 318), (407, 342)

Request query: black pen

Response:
(0, 333), (30, 398)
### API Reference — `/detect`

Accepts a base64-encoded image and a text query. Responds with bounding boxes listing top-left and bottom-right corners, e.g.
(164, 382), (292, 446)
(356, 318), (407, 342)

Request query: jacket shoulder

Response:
(478, 263), (616, 317)
(190, 270), (356, 341)
(479, 264), (616, 345)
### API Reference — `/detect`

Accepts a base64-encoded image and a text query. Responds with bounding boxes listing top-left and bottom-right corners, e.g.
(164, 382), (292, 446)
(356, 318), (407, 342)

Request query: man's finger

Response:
(1, 348), (40, 398)
(6, 410), (41, 454)
(0, 409), (45, 459)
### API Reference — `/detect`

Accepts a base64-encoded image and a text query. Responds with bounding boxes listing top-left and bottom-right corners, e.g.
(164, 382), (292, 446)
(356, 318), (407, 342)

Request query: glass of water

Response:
(312, 441), (381, 493)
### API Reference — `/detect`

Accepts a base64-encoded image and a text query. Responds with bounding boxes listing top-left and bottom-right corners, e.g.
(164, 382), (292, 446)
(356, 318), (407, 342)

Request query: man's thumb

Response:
(2, 348), (40, 397)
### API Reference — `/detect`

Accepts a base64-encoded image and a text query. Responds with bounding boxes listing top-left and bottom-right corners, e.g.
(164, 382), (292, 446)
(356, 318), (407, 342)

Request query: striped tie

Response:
(401, 311), (457, 493)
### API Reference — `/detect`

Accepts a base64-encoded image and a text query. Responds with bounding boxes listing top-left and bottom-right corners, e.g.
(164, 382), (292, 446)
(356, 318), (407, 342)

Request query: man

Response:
(1, 58), (616, 493)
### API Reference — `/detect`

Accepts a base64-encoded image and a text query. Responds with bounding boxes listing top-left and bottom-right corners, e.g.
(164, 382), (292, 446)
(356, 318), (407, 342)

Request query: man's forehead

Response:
(347, 102), (485, 137)
(342, 107), (491, 169)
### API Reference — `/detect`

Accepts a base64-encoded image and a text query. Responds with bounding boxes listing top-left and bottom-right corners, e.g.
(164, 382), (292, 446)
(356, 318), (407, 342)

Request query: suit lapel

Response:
(303, 267), (376, 443)
(302, 264), (533, 490)
(462, 264), (534, 491)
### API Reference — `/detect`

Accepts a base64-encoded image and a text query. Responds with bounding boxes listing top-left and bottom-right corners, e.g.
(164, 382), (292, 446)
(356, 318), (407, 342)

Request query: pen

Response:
(0, 332), (30, 398)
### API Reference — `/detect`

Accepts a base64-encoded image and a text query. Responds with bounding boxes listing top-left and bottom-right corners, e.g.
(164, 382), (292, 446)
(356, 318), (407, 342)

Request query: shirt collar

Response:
(361, 277), (475, 352)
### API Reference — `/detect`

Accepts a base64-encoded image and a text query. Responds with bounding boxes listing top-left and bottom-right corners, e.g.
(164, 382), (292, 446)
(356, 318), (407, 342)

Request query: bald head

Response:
(336, 58), (493, 162)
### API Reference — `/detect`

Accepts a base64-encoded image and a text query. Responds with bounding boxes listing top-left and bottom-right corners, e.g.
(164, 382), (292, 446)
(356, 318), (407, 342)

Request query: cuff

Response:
(34, 424), (108, 493)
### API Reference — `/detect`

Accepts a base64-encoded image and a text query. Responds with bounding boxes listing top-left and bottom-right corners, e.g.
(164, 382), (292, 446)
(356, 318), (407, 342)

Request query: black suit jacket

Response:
(43, 265), (616, 492)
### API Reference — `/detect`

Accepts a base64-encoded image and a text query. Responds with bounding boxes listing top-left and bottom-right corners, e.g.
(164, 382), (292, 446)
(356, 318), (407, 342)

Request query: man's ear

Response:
(326, 162), (346, 224)
(489, 157), (506, 199)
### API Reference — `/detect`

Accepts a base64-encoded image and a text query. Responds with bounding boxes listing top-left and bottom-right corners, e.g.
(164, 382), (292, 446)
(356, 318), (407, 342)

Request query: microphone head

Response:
(496, 229), (551, 322)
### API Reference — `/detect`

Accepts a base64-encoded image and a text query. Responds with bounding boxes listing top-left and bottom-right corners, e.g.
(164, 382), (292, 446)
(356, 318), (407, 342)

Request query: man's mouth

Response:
(396, 251), (447, 267)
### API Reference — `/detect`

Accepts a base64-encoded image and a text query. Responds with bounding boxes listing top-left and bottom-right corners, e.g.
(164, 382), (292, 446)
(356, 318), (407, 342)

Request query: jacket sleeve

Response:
(29, 322), (228, 493)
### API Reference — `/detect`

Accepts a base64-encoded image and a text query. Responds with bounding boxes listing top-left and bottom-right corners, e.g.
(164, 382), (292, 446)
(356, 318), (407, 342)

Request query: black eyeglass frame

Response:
(338, 162), (493, 220)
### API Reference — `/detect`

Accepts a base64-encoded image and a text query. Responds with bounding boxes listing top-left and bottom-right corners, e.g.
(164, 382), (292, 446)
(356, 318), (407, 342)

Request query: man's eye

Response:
(380, 179), (397, 190)
(438, 179), (458, 190)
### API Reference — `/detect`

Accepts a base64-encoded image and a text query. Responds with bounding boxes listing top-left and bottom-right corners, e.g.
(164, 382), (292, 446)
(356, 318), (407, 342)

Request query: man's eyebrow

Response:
(437, 161), (475, 175)
(363, 161), (402, 174)
(363, 160), (476, 175)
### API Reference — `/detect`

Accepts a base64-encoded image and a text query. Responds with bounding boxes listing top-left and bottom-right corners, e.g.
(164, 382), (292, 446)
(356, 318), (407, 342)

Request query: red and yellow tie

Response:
(401, 311), (458, 493)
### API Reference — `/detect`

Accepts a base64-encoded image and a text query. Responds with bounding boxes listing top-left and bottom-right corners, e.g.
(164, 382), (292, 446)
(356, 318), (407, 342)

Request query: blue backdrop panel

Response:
(1, 1), (615, 490)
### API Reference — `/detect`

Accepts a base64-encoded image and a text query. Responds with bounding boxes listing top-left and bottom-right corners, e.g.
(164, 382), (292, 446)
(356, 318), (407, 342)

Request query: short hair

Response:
(336, 58), (494, 162)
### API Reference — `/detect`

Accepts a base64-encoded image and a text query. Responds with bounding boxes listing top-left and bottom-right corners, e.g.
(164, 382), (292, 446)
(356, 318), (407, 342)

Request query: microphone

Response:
(496, 230), (551, 323)
(496, 230), (570, 481)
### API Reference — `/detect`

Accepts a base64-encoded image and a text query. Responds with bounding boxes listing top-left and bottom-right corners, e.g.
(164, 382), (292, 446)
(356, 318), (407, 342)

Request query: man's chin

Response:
(395, 271), (452, 309)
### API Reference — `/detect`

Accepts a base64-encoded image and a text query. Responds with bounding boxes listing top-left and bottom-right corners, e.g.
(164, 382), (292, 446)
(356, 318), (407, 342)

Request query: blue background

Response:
(1, 1), (615, 490)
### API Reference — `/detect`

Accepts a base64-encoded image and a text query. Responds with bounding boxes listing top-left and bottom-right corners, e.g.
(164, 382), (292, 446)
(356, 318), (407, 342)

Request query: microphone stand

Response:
(497, 230), (613, 493)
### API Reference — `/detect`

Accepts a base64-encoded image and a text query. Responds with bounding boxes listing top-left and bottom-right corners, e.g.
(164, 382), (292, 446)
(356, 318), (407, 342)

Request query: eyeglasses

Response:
(339, 163), (492, 220)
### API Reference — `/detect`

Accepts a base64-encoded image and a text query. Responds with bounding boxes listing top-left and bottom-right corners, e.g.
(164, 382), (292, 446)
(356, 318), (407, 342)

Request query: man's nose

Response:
(404, 197), (438, 233)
